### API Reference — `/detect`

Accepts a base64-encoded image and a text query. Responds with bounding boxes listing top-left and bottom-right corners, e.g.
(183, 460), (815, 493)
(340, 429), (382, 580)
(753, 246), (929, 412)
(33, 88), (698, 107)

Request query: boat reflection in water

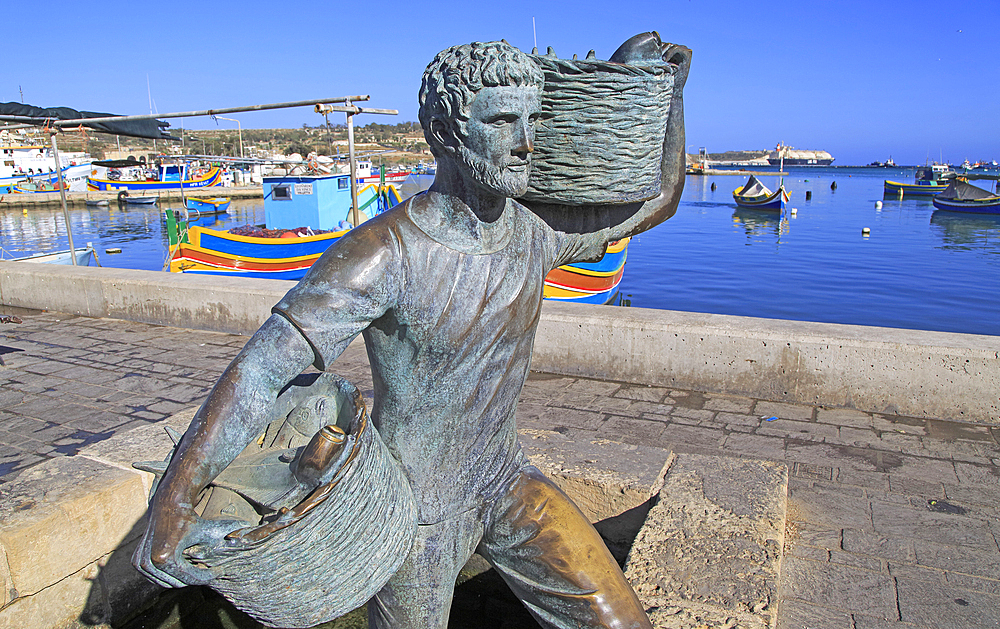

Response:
(732, 208), (789, 241)
(930, 210), (1000, 254)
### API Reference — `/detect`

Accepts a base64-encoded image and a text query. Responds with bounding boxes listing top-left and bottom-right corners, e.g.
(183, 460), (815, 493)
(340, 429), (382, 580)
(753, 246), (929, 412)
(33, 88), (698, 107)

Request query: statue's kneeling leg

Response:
(479, 466), (653, 629)
(368, 510), (483, 629)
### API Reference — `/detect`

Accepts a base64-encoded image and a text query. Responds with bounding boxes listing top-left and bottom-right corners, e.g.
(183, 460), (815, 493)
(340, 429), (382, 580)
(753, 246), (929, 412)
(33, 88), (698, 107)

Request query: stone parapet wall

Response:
(2, 262), (997, 422)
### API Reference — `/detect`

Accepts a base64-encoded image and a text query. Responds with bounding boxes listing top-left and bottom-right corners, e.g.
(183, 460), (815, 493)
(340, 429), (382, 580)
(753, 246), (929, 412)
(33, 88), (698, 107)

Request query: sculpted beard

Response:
(457, 144), (531, 198)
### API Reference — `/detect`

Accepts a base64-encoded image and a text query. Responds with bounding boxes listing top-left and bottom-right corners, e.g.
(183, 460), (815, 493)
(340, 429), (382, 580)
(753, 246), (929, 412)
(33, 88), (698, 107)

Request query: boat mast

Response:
(778, 142), (784, 189)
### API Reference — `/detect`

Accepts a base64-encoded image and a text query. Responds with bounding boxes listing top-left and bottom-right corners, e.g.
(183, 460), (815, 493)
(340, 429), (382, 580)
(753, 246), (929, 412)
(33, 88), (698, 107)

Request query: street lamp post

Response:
(215, 116), (243, 158)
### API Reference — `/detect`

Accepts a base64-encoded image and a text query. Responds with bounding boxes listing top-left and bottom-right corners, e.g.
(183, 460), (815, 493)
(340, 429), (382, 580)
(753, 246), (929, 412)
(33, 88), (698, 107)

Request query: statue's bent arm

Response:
(136, 226), (400, 588)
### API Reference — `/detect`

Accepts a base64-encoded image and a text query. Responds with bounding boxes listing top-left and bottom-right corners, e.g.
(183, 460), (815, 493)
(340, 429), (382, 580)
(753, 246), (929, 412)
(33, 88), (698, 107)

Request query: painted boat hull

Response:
(9, 246), (95, 266)
(883, 180), (948, 196)
(358, 171), (411, 185)
(185, 197), (232, 213)
(931, 196), (1000, 214)
(733, 187), (788, 210)
(87, 167), (222, 191)
(10, 182), (69, 193)
(543, 239), (628, 304)
(0, 163), (92, 193)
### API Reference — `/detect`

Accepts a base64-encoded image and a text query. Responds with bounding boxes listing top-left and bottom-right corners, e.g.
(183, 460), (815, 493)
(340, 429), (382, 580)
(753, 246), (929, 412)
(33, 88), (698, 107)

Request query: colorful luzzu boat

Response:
(733, 175), (788, 211)
(168, 173), (629, 304)
(542, 238), (628, 304)
(87, 162), (222, 191)
(185, 196), (231, 214)
(884, 164), (953, 196)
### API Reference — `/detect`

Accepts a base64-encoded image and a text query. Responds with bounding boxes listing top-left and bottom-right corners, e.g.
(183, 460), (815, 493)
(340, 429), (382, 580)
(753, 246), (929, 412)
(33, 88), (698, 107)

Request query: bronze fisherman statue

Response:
(135, 33), (690, 629)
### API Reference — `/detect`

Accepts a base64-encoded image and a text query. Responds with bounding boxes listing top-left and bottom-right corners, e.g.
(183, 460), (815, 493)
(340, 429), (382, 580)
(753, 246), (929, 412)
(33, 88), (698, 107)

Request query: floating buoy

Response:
(790, 208), (797, 215)
(805, 191), (812, 200)
(710, 182), (717, 191)
(831, 181), (837, 190)
(105, 248), (122, 254)
(875, 201), (883, 210)
(862, 227), (871, 235)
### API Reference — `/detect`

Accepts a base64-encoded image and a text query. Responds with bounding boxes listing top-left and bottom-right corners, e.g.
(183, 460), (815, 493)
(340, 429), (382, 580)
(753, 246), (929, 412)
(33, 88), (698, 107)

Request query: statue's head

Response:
(419, 41), (545, 196)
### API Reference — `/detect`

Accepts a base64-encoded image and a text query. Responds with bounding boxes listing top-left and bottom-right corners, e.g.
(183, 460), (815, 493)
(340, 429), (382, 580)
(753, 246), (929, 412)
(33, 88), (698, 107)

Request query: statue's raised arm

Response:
(519, 31), (691, 248)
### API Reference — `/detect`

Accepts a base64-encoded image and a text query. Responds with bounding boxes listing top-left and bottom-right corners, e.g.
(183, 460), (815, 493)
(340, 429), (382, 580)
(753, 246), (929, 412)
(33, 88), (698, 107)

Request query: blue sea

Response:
(1, 166), (998, 336)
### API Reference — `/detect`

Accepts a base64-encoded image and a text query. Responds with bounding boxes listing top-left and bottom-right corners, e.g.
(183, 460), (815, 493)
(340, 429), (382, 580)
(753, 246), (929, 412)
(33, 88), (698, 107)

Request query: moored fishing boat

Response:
(118, 191), (159, 205)
(0, 129), (93, 192)
(10, 180), (70, 193)
(87, 161), (222, 192)
(884, 164), (953, 196)
(931, 180), (1000, 214)
(542, 238), (628, 304)
(168, 174), (401, 278)
(185, 197), (231, 215)
(2, 243), (98, 266)
(733, 175), (788, 210)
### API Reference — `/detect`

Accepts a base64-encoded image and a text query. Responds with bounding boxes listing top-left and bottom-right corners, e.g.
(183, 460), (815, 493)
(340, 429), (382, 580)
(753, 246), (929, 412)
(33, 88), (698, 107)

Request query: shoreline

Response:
(0, 185), (264, 207)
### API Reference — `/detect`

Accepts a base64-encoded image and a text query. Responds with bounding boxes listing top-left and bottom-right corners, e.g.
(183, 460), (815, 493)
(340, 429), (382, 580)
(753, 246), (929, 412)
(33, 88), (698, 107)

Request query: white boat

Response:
(0, 129), (93, 191)
(3, 243), (98, 266)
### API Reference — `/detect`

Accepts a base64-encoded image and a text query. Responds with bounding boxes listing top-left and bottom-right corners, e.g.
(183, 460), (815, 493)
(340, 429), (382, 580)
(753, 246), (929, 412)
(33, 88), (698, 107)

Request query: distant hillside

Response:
(686, 150), (770, 165)
(709, 150), (770, 162)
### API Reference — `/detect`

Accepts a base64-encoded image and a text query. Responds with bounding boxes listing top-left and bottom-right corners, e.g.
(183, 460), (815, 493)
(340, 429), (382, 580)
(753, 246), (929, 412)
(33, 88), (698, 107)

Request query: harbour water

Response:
(1, 167), (998, 336)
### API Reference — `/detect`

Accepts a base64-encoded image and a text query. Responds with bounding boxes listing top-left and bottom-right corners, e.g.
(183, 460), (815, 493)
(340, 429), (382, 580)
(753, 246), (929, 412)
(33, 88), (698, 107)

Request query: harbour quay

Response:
(0, 186), (264, 208)
(1, 264), (998, 629)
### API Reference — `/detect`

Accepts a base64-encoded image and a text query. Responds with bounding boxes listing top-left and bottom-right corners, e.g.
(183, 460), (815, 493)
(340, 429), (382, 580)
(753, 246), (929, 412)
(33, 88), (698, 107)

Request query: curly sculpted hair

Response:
(418, 41), (544, 152)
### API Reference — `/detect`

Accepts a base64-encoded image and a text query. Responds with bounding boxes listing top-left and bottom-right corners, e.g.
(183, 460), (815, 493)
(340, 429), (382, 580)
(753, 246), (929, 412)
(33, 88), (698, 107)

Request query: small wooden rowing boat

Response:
(185, 197), (231, 215)
(931, 180), (1000, 214)
(4, 243), (97, 266)
(117, 190), (159, 205)
(733, 175), (788, 210)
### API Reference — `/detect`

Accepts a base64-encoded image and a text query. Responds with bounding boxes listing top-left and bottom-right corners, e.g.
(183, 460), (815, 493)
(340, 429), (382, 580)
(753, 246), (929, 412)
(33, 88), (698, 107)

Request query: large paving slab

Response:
(624, 454), (788, 629)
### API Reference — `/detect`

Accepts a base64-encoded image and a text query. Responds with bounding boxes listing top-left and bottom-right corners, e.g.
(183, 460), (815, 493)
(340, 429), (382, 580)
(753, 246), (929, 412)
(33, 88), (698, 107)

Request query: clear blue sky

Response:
(6, 0), (997, 165)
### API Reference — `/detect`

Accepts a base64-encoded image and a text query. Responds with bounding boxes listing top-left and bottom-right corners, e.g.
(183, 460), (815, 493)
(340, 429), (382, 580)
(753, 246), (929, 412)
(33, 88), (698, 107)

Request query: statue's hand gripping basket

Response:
(156, 374), (417, 628)
(523, 44), (679, 206)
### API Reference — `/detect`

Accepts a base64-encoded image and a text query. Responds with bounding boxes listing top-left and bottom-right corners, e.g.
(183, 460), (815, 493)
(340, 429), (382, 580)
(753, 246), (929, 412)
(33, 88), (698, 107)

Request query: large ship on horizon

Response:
(767, 143), (834, 166)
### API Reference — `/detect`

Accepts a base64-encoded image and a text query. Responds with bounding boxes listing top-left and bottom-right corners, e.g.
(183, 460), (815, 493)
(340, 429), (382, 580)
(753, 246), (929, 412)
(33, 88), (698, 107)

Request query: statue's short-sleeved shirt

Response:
(273, 196), (604, 524)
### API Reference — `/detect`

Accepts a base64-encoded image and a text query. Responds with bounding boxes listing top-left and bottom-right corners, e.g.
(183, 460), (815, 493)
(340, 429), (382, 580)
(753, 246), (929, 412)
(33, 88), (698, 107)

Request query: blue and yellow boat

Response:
(542, 239), (628, 304)
(733, 175), (788, 211)
(88, 162), (222, 191)
(185, 196), (231, 215)
(884, 164), (953, 196)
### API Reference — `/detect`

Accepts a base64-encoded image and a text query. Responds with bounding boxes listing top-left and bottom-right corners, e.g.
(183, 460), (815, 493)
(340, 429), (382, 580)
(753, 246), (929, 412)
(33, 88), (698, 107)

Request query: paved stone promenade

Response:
(2, 309), (999, 628)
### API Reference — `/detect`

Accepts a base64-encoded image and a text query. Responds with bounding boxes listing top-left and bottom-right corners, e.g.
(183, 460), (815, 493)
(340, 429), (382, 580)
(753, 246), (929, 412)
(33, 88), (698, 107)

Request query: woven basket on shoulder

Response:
(523, 54), (675, 205)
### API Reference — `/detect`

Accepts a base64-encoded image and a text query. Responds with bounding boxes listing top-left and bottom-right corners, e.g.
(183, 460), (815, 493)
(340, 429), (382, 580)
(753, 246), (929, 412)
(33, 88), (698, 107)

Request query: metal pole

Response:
(0, 96), (381, 128)
(215, 116), (243, 158)
(347, 107), (360, 227)
(49, 133), (77, 265)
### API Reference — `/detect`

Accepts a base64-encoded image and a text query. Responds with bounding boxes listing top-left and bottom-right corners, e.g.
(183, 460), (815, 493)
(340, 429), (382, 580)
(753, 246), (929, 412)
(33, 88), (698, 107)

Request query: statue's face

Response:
(456, 85), (542, 198)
